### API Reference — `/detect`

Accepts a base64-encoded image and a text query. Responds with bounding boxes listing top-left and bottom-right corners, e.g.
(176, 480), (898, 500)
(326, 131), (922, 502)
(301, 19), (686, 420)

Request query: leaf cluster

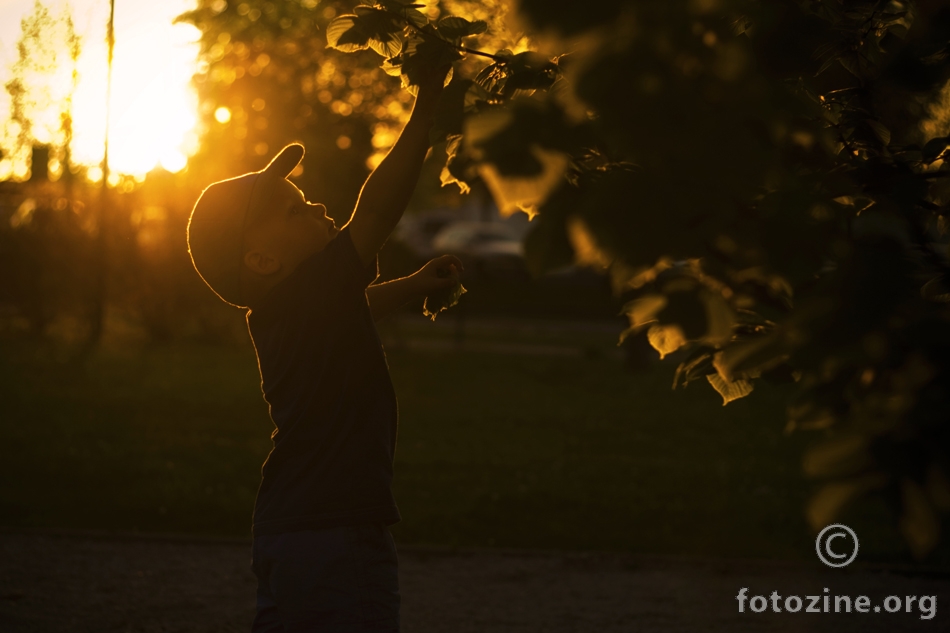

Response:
(255, 0), (950, 559)
(344, 0), (950, 560)
(326, 2), (490, 92)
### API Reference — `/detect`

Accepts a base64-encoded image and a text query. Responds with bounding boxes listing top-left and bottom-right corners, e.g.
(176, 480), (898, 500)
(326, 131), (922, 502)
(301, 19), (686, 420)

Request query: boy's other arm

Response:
(365, 255), (463, 322)
(345, 76), (446, 269)
(366, 278), (421, 323)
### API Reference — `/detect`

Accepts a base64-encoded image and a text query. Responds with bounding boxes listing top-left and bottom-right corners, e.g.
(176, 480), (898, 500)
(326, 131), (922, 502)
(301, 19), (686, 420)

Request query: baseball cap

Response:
(186, 143), (305, 308)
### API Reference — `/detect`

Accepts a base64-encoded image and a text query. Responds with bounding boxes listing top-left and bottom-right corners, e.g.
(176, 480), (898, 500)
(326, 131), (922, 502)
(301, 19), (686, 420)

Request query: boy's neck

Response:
(240, 266), (288, 308)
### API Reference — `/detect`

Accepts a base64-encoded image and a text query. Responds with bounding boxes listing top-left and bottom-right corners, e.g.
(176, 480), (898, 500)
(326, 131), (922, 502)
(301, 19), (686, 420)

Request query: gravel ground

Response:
(1, 530), (948, 632)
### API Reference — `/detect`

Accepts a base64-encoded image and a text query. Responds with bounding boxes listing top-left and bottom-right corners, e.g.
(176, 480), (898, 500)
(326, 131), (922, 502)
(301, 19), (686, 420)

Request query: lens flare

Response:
(0, 0), (201, 180)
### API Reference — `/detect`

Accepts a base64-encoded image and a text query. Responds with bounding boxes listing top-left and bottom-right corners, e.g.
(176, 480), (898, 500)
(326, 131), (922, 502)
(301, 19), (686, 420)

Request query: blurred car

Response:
(431, 221), (529, 280)
(392, 208), (472, 261)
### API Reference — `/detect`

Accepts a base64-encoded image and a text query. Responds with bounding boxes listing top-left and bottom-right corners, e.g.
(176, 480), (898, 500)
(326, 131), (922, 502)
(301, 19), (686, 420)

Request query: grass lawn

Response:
(0, 316), (914, 562)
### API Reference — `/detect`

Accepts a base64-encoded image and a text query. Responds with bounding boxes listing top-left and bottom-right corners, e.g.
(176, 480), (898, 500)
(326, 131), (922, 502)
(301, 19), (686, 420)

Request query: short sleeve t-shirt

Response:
(246, 226), (400, 536)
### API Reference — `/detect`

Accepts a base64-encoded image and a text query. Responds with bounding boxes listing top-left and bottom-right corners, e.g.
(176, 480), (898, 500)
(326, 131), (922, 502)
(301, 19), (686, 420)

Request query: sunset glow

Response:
(0, 0), (201, 181)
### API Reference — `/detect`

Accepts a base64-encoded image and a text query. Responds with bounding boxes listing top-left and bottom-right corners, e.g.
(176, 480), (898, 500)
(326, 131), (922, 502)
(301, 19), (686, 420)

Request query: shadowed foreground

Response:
(1, 531), (946, 632)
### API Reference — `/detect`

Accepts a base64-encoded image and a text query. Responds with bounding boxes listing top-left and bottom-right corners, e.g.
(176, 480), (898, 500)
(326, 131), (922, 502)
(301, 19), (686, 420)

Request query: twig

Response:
(457, 44), (507, 62)
(409, 22), (509, 63)
(385, 9), (511, 63)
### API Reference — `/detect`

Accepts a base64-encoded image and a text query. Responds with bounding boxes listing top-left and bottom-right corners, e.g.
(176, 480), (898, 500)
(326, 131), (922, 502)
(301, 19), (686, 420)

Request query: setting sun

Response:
(0, 0), (201, 180)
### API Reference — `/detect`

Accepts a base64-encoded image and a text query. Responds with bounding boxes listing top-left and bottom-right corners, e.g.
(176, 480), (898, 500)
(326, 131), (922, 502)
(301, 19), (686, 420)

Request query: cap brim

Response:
(262, 143), (304, 179)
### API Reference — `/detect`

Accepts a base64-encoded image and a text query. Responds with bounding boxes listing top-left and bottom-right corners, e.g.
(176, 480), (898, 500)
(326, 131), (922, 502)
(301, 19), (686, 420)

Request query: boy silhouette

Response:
(186, 68), (458, 632)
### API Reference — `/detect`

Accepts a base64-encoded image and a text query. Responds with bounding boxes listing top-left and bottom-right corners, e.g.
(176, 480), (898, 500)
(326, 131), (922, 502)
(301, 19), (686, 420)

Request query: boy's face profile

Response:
(242, 179), (338, 282)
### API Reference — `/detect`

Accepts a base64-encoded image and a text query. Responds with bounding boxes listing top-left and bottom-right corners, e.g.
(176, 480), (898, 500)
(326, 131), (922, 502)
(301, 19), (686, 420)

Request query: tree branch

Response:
(385, 11), (510, 63)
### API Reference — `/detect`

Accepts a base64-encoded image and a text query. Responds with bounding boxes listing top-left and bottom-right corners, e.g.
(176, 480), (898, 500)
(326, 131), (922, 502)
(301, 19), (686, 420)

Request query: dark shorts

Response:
(251, 523), (400, 633)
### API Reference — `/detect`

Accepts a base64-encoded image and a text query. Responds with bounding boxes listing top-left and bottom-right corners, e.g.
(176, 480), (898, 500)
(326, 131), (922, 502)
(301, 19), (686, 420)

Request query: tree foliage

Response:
(325, 0), (950, 559)
(3, 0), (81, 180)
(175, 0), (419, 216)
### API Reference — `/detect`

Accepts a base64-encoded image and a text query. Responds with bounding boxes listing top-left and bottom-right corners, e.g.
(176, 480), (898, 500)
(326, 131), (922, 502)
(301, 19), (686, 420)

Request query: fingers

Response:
(430, 256), (464, 278)
(435, 254), (464, 272)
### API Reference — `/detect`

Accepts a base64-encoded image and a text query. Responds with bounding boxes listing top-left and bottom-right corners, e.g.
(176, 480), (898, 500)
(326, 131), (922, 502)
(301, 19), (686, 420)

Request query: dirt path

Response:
(1, 531), (947, 632)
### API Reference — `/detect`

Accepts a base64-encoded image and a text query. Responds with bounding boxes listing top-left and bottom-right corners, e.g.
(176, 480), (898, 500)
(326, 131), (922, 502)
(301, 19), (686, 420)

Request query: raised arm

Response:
(345, 74), (446, 268)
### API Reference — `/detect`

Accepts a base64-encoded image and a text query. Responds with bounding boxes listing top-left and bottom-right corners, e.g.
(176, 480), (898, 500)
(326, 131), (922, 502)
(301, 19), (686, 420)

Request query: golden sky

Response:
(0, 0), (201, 181)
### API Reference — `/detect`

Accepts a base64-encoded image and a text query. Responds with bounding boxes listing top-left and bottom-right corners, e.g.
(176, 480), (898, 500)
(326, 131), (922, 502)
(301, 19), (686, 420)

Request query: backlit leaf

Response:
(713, 333), (788, 382)
(672, 349), (714, 389)
(702, 292), (735, 345)
(566, 215), (611, 269)
(648, 324), (687, 360)
(621, 294), (666, 332)
(477, 144), (569, 216)
(705, 372), (753, 405)
(438, 16), (488, 40)
(503, 52), (559, 94)
(922, 136), (950, 163)
(802, 435), (870, 478)
(927, 464), (950, 512)
(369, 33), (404, 60)
(807, 481), (864, 531)
(326, 16), (372, 52)
(866, 119), (890, 145)
(900, 478), (940, 560)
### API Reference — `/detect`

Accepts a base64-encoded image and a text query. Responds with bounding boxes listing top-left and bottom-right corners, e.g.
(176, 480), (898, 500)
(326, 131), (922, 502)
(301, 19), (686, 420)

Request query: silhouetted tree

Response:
(324, 0), (950, 559)
(4, 0), (82, 181)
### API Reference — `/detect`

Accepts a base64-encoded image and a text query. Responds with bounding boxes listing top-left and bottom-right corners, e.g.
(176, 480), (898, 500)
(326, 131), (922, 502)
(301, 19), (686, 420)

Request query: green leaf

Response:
(440, 134), (473, 194)
(471, 53), (559, 98)
(502, 52), (559, 94)
(647, 324), (687, 359)
(353, 5), (402, 31)
(326, 15), (372, 52)
(922, 136), (950, 163)
(672, 348), (715, 389)
(474, 61), (504, 91)
(463, 107), (548, 177)
(463, 81), (490, 111)
(440, 164), (471, 194)
(375, 0), (425, 10)
(337, 7), (404, 58)
(806, 478), (880, 532)
(786, 401), (836, 432)
(444, 134), (463, 161)
(712, 333), (788, 382)
(921, 275), (950, 303)
(866, 119), (890, 146)
(375, 0), (428, 27)
(701, 291), (735, 346)
(705, 373), (753, 405)
(900, 478), (941, 560)
(437, 16), (488, 40)
(927, 464), (950, 512)
(381, 56), (404, 76)
(656, 289), (707, 340)
(403, 8), (429, 28)
(521, 185), (578, 278)
(478, 144), (569, 216)
(802, 435), (870, 478)
(369, 33), (404, 58)
(620, 294), (666, 340)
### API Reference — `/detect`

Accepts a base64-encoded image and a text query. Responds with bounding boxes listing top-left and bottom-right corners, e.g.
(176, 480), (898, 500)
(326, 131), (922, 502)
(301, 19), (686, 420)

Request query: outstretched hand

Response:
(412, 254), (464, 296)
